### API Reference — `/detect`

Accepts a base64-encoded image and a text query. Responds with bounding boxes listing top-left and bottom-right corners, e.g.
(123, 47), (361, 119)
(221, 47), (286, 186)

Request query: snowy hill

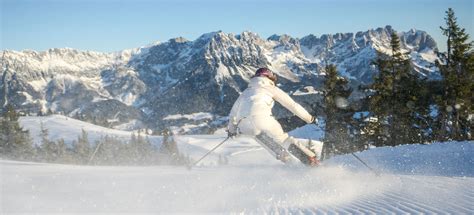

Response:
(2, 26), (440, 134)
(19, 115), (162, 146)
(4, 115), (473, 213)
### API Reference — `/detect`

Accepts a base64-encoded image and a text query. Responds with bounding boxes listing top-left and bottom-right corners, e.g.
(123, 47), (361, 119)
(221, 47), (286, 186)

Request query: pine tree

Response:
(390, 32), (431, 144)
(128, 132), (139, 164)
(436, 8), (473, 140)
(56, 138), (70, 163)
(111, 136), (128, 165)
(159, 128), (181, 165)
(134, 131), (153, 165)
(0, 104), (34, 160)
(322, 64), (355, 157)
(39, 121), (58, 162)
(367, 31), (429, 146)
(73, 129), (91, 164)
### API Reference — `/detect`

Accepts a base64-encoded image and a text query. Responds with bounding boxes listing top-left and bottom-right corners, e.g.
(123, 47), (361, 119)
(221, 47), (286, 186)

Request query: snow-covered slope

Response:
(4, 115), (473, 213)
(19, 115), (162, 146)
(2, 26), (440, 134)
(1, 140), (472, 213)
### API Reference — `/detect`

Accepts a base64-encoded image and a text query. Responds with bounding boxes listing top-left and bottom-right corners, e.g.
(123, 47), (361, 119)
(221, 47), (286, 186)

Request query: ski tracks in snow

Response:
(263, 173), (474, 214)
(1, 160), (473, 214)
(2, 140), (473, 214)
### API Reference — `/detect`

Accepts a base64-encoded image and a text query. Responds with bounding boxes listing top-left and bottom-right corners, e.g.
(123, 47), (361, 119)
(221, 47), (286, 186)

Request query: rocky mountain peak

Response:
(402, 29), (437, 52)
(169, 37), (189, 44)
(1, 27), (441, 134)
(237, 31), (259, 40)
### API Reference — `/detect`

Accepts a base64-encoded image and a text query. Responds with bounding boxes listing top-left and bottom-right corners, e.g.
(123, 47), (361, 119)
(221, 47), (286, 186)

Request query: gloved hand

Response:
(227, 129), (237, 138)
(311, 116), (319, 125)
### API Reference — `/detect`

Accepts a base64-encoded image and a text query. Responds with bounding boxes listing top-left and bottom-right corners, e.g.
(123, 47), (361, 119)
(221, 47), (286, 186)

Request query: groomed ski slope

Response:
(1, 116), (473, 214)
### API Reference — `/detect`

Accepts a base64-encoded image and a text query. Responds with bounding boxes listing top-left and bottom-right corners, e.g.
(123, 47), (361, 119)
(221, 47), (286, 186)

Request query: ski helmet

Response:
(254, 68), (277, 84)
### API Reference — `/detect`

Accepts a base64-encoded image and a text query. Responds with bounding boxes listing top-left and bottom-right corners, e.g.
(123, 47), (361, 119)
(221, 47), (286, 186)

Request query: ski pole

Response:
(351, 152), (380, 176)
(187, 136), (230, 169)
(88, 141), (104, 165)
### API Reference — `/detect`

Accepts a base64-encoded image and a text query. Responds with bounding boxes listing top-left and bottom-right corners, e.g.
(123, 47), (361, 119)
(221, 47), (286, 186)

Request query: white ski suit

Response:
(228, 76), (323, 160)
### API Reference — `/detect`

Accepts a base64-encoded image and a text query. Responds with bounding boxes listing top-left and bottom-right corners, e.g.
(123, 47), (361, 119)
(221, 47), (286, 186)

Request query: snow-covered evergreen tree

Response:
(436, 8), (473, 140)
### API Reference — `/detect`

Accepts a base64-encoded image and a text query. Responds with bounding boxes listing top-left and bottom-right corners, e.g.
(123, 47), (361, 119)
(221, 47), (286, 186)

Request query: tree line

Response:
(322, 8), (472, 158)
(0, 106), (192, 165)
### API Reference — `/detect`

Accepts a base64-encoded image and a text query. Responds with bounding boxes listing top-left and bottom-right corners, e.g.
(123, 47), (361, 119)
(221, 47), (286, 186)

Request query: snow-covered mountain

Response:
(1, 26), (440, 133)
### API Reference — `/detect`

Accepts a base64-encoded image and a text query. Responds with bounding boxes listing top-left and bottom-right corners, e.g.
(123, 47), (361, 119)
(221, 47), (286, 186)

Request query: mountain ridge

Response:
(1, 26), (440, 134)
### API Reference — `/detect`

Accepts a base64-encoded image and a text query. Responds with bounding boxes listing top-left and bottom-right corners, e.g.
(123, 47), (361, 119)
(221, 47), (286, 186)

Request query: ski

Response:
(255, 133), (292, 163)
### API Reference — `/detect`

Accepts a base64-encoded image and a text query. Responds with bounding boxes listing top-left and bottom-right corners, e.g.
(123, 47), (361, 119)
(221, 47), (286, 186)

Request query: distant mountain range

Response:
(1, 25), (440, 134)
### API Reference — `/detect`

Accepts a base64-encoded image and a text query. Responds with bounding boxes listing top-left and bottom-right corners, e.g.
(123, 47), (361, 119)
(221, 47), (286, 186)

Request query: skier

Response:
(227, 68), (323, 166)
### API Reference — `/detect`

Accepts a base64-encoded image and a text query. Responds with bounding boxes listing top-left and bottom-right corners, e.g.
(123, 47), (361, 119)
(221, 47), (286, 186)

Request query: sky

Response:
(1, 0), (472, 52)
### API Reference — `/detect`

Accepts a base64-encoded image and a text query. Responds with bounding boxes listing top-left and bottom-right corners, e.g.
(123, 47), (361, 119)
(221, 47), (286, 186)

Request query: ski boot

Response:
(287, 139), (321, 167)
